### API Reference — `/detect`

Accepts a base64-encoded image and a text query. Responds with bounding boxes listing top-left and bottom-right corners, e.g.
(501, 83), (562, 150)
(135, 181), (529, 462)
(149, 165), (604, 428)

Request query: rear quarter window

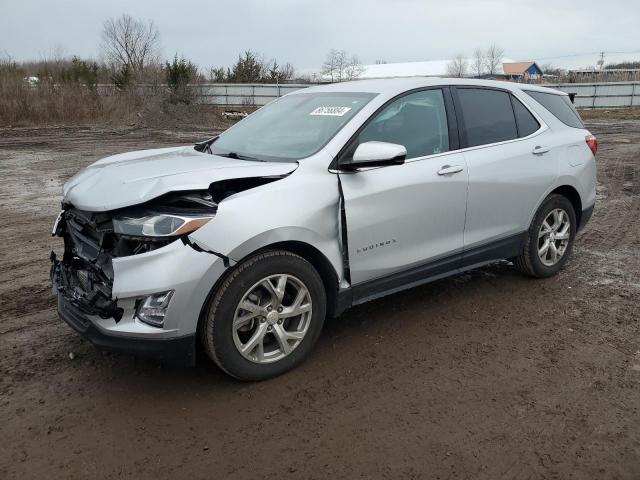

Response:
(511, 96), (540, 137)
(524, 90), (584, 129)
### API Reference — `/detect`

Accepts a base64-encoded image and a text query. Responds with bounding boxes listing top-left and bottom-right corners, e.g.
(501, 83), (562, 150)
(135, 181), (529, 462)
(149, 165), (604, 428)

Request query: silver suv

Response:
(51, 78), (597, 380)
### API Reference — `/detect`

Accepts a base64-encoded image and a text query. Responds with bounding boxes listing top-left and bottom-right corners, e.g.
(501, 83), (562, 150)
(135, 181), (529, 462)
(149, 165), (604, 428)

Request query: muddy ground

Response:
(0, 117), (639, 479)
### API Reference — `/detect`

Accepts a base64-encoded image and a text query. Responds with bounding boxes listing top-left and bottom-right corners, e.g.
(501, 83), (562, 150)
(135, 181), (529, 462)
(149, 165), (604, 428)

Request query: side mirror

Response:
(341, 141), (407, 171)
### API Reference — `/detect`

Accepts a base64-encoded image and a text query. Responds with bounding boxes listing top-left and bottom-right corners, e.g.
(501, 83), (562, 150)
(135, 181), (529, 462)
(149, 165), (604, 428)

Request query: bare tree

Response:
(484, 44), (505, 75)
(322, 49), (341, 82)
(279, 62), (295, 82)
(446, 54), (468, 78)
(334, 50), (347, 82)
(540, 63), (564, 77)
(323, 49), (348, 82)
(101, 14), (160, 72)
(343, 55), (365, 80)
(267, 60), (295, 83)
(322, 49), (363, 82)
(472, 48), (485, 77)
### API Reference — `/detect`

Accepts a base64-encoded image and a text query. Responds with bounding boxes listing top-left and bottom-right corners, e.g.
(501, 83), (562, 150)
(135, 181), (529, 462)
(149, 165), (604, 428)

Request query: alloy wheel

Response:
(538, 208), (571, 267)
(232, 274), (312, 364)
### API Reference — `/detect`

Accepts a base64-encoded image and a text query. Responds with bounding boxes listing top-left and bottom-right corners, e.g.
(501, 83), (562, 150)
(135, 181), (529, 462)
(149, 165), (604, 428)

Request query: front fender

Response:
(227, 226), (343, 274)
(188, 160), (344, 282)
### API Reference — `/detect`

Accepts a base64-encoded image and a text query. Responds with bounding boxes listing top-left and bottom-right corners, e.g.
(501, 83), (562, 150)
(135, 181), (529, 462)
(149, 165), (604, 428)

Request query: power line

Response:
(532, 49), (640, 61)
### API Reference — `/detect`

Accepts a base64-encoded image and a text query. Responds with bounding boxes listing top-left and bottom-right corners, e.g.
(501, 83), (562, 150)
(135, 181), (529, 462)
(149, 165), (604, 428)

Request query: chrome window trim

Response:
(330, 84), (550, 171)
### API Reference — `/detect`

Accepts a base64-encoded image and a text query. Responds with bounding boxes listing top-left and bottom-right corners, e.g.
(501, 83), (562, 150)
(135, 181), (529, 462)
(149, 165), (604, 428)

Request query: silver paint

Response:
(57, 77), (597, 341)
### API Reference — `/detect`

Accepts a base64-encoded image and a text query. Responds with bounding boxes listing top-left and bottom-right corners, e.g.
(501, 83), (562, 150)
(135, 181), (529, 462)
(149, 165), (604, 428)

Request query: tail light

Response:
(585, 134), (598, 156)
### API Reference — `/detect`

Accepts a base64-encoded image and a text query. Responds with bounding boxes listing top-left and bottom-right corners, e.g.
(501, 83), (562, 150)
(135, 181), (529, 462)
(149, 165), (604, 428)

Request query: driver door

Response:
(337, 88), (468, 286)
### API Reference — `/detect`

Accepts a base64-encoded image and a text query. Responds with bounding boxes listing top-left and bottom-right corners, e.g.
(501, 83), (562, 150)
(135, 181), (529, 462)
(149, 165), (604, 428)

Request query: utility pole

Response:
(597, 51), (605, 71)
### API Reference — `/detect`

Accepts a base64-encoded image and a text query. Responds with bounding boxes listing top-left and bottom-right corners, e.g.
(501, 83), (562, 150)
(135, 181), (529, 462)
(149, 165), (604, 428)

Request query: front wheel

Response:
(201, 250), (326, 381)
(515, 194), (577, 278)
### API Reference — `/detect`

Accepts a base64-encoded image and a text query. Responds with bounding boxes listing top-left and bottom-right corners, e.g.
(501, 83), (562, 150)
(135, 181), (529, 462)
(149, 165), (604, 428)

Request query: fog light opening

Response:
(135, 291), (174, 328)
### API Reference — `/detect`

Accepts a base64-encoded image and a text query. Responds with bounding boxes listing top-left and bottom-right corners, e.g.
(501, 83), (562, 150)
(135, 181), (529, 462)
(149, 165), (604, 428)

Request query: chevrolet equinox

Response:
(51, 78), (597, 380)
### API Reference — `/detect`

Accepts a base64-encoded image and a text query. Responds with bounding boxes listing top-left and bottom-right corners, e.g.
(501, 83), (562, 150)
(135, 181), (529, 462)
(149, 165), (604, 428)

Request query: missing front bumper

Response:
(50, 251), (123, 321)
(56, 293), (196, 366)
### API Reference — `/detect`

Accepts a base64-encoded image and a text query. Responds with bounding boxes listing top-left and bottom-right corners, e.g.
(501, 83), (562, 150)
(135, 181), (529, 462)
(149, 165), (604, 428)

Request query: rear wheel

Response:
(515, 194), (576, 278)
(201, 250), (326, 381)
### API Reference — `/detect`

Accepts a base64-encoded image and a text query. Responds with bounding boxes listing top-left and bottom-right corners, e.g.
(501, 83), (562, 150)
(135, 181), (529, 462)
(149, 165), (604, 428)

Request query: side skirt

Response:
(336, 232), (526, 312)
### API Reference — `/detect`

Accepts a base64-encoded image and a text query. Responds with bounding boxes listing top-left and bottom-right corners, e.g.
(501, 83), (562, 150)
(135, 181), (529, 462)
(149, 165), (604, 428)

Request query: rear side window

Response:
(456, 88), (518, 147)
(524, 91), (584, 129)
(511, 96), (540, 137)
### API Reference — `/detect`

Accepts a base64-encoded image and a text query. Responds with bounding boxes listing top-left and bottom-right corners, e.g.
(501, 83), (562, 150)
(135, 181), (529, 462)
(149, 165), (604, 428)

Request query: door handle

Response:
(532, 145), (550, 155)
(437, 164), (464, 175)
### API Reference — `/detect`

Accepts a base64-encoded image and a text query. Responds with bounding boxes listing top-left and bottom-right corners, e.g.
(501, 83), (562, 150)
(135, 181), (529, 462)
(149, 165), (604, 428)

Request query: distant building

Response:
(502, 62), (543, 81)
(311, 57), (546, 82)
(354, 58), (546, 81)
(358, 58), (513, 79)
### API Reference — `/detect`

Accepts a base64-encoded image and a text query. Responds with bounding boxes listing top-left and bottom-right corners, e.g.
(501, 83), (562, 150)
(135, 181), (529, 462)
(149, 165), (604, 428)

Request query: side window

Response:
(456, 88), (518, 147)
(355, 89), (449, 160)
(524, 90), (584, 129)
(511, 96), (540, 137)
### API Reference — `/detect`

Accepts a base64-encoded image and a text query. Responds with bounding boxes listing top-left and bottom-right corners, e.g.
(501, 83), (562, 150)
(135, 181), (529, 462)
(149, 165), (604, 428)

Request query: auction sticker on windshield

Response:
(310, 106), (352, 116)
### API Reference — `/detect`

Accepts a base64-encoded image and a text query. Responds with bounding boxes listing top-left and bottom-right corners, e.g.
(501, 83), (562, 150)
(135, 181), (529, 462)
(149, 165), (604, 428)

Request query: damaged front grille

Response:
(51, 208), (173, 321)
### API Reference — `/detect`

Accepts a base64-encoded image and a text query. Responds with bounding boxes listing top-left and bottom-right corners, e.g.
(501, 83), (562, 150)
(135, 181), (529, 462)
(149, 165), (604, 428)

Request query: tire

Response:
(515, 194), (577, 278)
(201, 250), (326, 381)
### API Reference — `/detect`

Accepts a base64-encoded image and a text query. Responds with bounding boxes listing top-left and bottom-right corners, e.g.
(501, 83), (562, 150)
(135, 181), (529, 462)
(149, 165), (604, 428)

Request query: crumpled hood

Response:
(63, 146), (298, 211)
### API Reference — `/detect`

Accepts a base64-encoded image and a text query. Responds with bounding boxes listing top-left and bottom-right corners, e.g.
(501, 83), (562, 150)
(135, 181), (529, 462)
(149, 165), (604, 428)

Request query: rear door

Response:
(338, 88), (468, 285)
(452, 87), (558, 253)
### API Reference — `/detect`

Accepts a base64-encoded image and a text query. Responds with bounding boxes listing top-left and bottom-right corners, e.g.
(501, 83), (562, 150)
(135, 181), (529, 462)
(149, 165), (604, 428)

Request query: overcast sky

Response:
(2, 0), (639, 72)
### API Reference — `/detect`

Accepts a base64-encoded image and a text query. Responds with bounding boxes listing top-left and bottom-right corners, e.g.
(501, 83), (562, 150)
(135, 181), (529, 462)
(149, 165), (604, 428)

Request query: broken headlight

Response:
(113, 213), (215, 238)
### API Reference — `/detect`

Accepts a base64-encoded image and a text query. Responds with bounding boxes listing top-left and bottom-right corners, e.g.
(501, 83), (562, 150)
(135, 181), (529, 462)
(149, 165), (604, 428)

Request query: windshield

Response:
(210, 92), (376, 162)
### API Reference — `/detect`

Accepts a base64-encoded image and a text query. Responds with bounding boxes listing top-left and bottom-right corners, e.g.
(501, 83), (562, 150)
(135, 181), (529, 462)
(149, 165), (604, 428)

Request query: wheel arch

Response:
(549, 184), (583, 227)
(196, 238), (343, 344)
(528, 182), (584, 230)
(256, 241), (342, 318)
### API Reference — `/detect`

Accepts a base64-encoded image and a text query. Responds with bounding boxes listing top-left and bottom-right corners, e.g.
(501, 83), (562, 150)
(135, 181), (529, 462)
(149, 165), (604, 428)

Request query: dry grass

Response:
(579, 107), (640, 120)
(0, 58), (162, 127)
(0, 77), (145, 127)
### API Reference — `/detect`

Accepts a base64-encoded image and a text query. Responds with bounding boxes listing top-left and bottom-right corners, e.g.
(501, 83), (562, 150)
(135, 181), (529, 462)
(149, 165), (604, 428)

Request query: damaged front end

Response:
(51, 211), (169, 321)
(50, 190), (218, 321)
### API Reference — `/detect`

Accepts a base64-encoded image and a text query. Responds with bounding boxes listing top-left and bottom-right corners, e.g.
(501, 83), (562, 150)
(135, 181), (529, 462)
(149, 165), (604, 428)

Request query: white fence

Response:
(191, 81), (640, 110)
(192, 83), (309, 106)
(547, 82), (640, 109)
(93, 81), (640, 109)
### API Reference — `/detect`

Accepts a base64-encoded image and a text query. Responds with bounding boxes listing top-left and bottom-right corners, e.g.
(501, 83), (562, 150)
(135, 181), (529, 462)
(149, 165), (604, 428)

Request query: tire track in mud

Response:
(569, 121), (640, 297)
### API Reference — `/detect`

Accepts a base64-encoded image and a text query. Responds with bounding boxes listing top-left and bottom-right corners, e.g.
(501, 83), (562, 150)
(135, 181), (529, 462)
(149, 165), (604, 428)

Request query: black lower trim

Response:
(334, 288), (353, 318)
(352, 250), (462, 305)
(57, 295), (196, 366)
(578, 204), (594, 231)
(346, 232), (526, 307)
(460, 232), (526, 267)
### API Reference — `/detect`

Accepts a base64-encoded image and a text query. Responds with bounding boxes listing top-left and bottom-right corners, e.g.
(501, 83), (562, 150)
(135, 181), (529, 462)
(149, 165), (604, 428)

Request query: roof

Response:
(502, 62), (539, 75)
(355, 58), (515, 79)
(291, 77), (565, 98)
